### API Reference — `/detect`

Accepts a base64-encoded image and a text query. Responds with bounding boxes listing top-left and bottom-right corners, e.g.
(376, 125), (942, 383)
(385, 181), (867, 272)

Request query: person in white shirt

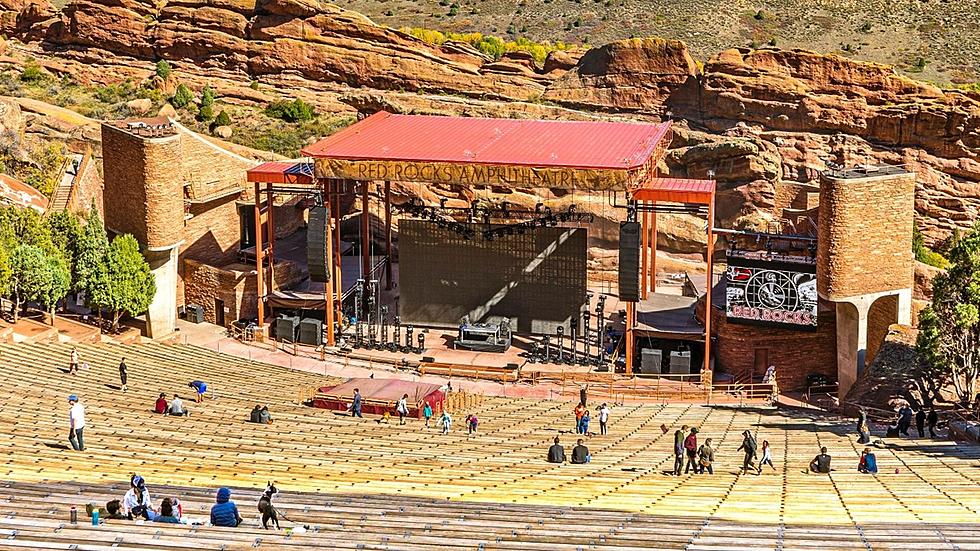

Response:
(598, 403), (611, 435)
(396, 394), (409, 425)
(68, 395), (85, 451)
(122, 475), (156, 520)
(168, 394), (188, 416)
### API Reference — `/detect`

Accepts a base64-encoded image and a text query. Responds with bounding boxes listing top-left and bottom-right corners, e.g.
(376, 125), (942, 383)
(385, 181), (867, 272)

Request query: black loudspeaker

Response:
(580, 388), (587, 407)
(275, 315), (300, 341)
(307, 205), (330, 283)
(641, 348), (663, 374)
(298, 318), (323, 346)
(421, 356), (435, 363)
(670, 351), (692, 374)
(619, 221), (640, 302)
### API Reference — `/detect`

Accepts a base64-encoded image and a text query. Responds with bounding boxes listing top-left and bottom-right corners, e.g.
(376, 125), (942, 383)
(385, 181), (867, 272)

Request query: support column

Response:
(324, 193), (335, 347)
(361, 181), (370, 278)
(254, 181), (265, 327)
(265, 182), (276, 292)
(641, 206), (649, 300)
(703, 198), (714, 375)
(384, 180), (393, 291)
(650, 205), (657, 293)
(835, 301), (869, 399)
(625, 301), (635, 376)
(897, 288), (912, 326)
(333, 191), (343, 329)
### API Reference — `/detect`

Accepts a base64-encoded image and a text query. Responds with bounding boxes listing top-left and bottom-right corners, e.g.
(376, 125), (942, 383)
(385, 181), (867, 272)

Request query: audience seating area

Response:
(0, 342), (978, 550)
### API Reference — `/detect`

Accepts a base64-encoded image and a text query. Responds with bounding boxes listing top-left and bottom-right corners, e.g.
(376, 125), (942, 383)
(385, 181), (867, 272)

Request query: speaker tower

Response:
(307, 205), (330, 283)
(618, 221), (640, 302)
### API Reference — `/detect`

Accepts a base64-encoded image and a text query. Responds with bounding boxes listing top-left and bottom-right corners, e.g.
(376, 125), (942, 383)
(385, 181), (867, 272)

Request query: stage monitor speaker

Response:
(421, 356), (435, 363)
(669, 351), (692, 374)
(298, 318), (322, 346)
(641, 348), (663, 374)
(275, 315), (300, 342)
(307, 205), (330, 283)
(619, 221), (640, 302)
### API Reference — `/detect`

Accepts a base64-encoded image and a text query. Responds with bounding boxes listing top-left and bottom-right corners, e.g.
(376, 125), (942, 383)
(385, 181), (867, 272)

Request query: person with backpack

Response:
(737, 430), (758, 474)
(396, 394), (409, 425)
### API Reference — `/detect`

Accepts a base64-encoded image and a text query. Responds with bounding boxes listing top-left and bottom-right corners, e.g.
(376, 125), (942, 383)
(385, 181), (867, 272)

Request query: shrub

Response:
(197, 103), (214, 121)
(20, 63), (45, 84)
(913, 227), (950, 269)
(249, 80), (260, 90)
(448, 3), (459, 15)
(200, 86), (215, 107)
(859, 22), (872, 33)
(265, 98), (316, 122)
(213, 110), (231, 128)
(171, 84), (194, 108)
(155, 60), (172, 80)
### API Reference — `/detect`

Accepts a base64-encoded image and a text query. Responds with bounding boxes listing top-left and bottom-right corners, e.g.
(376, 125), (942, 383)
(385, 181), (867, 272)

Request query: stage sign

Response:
(725, 256), (817, 330)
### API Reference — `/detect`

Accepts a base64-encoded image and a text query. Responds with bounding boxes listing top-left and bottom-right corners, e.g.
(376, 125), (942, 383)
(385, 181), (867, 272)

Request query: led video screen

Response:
(400, 220), (587, 333)
(725, 256), (818, 330)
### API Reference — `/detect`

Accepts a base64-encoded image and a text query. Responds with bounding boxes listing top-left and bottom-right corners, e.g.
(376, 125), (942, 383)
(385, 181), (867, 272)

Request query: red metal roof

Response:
(246, 161), (315, 185)
(631, 178), (715, 205)
(302, 111), (672, 170)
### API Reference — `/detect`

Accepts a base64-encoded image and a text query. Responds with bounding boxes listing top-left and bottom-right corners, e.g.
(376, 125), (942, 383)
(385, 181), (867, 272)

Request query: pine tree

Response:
(89, 234), (156, 331)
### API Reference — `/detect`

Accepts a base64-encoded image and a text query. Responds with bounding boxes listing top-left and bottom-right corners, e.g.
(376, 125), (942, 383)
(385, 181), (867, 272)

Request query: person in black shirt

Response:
(571, 439), (590, 464)
(915, 408), (926, 438)
(809, 446), (832, 473)
(547, 436), (565, 463)
(927, 408), (939, 438)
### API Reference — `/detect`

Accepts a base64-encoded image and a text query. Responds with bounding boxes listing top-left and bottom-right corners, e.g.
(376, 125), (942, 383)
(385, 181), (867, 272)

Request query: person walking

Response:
(351, 388), (363, 418)
(69, 347), (79, 376)
(467, 413), (478, 434)
(897, 403), (913, 437)
(118, 358), (128, 392)
(857, 408), (871, 444)
(683, 428), (699, 474)
(68, 395), (85, 451)
(698, 438), (715, 474)
(927, 408), (939, 438)
(396, 394), (409, 425)
(423, 402), (433, 428)
(439, 410), (452, 434)
(737, 430), (758, 474)
(673, 425), (689, 476)
(915, 408), (926, 438)
(757, 440), (776, 473)
(598, 403), (611, 435)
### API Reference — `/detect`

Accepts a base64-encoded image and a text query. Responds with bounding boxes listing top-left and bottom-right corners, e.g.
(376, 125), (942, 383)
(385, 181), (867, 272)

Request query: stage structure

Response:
(247, 111), (716, 374)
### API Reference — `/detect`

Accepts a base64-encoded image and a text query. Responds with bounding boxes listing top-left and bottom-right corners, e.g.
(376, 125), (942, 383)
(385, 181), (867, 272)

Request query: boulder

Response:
(0, 36), (7, 56)
(158, 102), (178, 118)
(125, 98), (153, 114)
(213, 125), (232, 138)
(543, 49), (583, 73)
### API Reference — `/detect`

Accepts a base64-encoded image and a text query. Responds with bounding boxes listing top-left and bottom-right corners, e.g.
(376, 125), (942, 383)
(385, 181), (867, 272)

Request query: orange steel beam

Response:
(384, 180), (393, 291)
(704, 191), (715, 375)
(324, 191), (335, 346)
(254, 181), (265, 328)
(266, 182), (276, 293)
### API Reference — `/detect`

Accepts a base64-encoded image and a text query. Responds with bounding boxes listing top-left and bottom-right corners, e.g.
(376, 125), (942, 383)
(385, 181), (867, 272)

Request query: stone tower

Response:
(102, 118), (184, 338)
(817, 165), (915, 397)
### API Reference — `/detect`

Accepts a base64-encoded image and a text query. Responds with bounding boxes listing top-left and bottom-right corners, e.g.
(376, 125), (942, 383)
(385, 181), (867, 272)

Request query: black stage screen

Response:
(725, 256), (818, 330)
(400, 220), (587, 333)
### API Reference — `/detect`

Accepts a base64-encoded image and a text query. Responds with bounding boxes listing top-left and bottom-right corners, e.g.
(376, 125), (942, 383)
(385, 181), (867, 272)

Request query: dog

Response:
(257, 482), (283, 530)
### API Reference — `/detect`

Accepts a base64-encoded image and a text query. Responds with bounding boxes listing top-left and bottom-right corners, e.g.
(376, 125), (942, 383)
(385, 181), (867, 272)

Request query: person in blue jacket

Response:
(858, 448), (878, 474)
(210, 487), (242, 527)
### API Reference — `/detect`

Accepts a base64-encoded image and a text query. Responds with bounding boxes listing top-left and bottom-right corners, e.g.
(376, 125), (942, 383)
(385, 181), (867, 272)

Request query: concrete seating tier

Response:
(0, 342), (977, 550)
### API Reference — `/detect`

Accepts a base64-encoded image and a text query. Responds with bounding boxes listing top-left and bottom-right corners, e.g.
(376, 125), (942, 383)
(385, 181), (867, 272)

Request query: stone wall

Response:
(100, 125), (154, 243)
(866, 294), (899, 368)
(183, 258), (305, 326)
(709, 305), (838, 391)
(68, 149), (103, 216)
(817, 171), (916, 300)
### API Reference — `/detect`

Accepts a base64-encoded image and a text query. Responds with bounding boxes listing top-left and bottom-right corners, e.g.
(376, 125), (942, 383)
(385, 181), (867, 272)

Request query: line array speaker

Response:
(307, 205), (330, 282)
(618, 221), (640, 302)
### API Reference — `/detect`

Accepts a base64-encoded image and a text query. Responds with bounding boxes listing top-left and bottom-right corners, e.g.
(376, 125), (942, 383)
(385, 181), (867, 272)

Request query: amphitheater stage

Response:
(312, 377), (444, 417)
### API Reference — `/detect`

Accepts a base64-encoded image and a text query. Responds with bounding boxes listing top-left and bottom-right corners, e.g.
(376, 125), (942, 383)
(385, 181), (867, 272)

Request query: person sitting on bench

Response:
(571, 439), (591, 464)
(153, 497), (183, 524)
(210, 487), (242, 527)
(547, 436), (566, 463)
(249, 405), (262, 423)
(154, 393), (168, 415)
(168, 394), (188, 416)
(259, 405), (272, 424)
(858, 448), (878, 474)
(809, 447), (832, 473)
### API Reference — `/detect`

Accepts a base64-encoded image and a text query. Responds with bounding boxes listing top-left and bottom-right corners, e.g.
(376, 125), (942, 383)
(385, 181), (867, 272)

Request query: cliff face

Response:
(3, 0), (978, 247)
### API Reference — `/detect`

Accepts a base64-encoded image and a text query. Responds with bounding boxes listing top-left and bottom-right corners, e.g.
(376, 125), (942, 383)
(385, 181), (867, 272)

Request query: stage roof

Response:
(631, 177), (715, 205)
(246, 161), (315, 185)
(301, 111), (673, 190)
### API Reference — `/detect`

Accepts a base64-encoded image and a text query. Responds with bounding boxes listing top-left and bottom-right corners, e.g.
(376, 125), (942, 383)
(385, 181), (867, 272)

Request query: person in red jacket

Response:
(683, 427), (699, 474)
(154, 393), (168, 414)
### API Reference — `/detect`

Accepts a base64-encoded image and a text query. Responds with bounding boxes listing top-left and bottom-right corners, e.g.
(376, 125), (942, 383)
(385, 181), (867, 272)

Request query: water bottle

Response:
(91, 509), (100, 526)
(70, 506), (77, 524)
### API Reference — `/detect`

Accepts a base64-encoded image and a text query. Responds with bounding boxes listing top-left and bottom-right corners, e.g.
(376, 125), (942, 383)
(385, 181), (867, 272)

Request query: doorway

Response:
(753, 348), (769, 382)
(214, 298), (225, 327)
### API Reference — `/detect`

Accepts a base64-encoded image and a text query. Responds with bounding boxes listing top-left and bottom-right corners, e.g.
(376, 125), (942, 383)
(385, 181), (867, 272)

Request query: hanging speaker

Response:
(619, 221), (640, 302)
(308, 205), (330, 282)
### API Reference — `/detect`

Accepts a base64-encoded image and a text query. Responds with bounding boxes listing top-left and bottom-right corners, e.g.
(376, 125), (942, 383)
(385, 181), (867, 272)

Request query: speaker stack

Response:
(619, 221), (640, 302)
(298, 318), (323, 346)
(307, 205), (330, 283)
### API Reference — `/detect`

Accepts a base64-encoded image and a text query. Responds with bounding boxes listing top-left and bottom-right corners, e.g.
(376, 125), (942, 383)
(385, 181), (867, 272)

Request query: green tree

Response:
(89, 234), (156, 331)
(916, 224), (980, 408)
(10, 244), (69, 323)
(198, 103), (215, 122)
(47, 210), (82, 287)
(171, 84), (194, 109)
(74, 206), (109, 296)
(212, 110), (231, 129)
(155, 60), (172, 80)
(200, 86), (215, 107)
(265, 99), (316, 123)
